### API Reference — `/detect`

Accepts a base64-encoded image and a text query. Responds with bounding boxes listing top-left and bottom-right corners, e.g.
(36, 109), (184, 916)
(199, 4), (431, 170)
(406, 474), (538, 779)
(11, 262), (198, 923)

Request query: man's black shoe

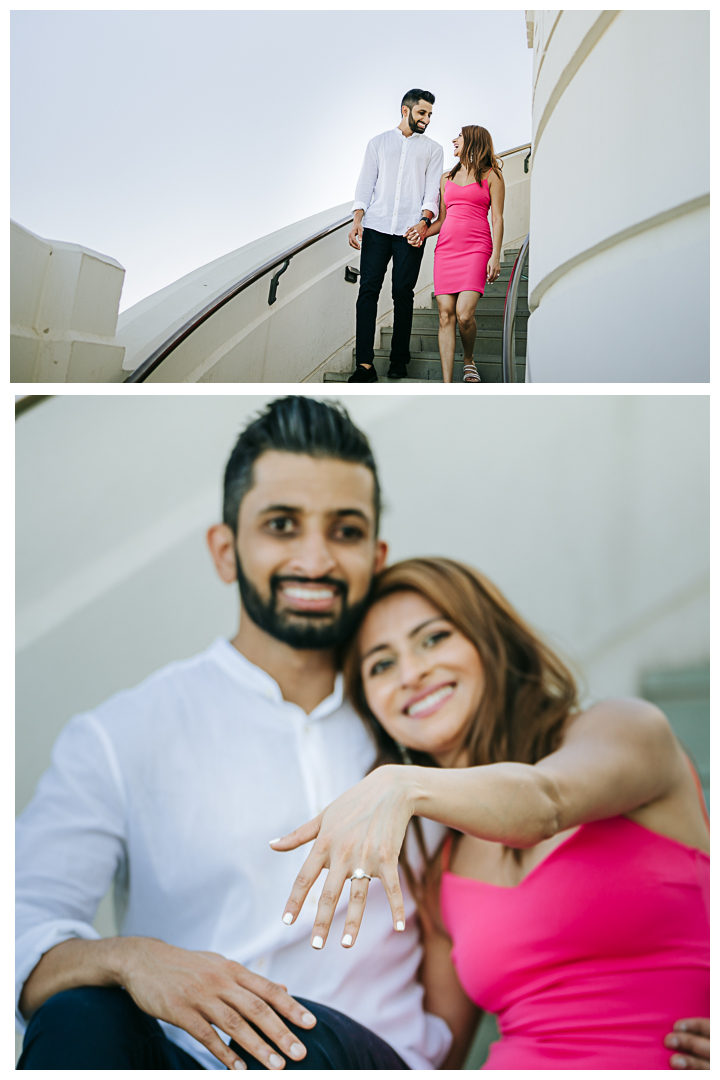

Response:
(387, 361), (407, 379)
(348, 365), (379, 383)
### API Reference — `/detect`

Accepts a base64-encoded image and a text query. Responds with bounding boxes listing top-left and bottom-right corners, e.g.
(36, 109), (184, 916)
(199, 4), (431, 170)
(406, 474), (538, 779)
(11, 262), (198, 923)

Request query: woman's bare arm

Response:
(414, 865), (482, 1068)
(420, 920), (482, 1068)
(486, 170), (505, 281)
(410, 175), (448, 242)
(274, 698), (705, 942)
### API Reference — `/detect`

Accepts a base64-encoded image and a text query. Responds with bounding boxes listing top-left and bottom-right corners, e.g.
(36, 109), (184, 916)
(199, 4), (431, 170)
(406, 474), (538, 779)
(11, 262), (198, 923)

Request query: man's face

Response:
(234, 451), (385, 650)
(406, 100), (433, 134)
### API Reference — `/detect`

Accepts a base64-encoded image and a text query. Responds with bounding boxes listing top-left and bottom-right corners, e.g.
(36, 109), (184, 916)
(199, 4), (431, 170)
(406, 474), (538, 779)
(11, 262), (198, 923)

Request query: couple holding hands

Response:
(17, 398), (709, 1071)
(348, 88), (505, 384)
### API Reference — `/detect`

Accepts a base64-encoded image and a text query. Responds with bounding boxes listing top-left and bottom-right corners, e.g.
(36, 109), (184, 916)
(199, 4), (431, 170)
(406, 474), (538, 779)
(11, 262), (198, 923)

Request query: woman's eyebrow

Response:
(361, 617), (446, 662)
(409, 616), (446, 638)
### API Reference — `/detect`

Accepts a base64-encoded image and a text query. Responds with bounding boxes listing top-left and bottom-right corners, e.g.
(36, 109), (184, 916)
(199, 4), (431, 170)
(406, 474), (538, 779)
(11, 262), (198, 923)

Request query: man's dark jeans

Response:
(356, 228), (425, 368)
(17, 986), (410, 1070)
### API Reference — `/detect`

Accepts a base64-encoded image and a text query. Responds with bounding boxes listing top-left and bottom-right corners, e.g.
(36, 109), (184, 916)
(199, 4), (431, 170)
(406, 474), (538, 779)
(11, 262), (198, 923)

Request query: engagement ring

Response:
(350, 868), (372, 881)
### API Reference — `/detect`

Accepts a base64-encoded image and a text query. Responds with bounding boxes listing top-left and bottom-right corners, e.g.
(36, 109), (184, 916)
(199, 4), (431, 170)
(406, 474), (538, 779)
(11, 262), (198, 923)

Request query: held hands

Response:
(271, 765), (417, 949)
(118, 937), (316, 1070)
(665, 1019), (710, 1069)
(405, 221), (428, 248)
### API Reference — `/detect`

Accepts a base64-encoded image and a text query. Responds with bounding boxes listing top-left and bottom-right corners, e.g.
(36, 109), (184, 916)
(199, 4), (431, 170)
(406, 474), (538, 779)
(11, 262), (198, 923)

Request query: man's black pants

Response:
(17, 986), (409, 1070)
(356, 227), (425, 368)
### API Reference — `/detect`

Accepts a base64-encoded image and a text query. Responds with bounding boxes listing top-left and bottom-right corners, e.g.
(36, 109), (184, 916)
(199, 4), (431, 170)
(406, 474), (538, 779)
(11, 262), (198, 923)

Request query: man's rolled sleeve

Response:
(15, 714), (126, 1029)
(421, 143), (445, 221)
(352, 138), (380, 213)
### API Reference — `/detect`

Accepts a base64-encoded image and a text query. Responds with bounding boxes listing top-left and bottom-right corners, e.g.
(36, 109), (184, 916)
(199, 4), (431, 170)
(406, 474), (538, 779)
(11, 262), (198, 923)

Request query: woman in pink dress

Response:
(409, 127), (505, 383)
(276, 558), (710, 1069)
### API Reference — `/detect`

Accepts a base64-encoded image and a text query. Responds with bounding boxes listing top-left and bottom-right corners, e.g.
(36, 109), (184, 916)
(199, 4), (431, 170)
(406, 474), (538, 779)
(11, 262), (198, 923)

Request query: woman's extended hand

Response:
(270, 765), (418, 948)
(486, 257), (501, 284)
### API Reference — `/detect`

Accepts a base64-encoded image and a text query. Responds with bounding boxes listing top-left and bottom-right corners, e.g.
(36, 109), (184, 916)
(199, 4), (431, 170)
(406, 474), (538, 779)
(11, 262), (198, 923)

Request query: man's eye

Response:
(335, 525), (365, 541)
(267, 517), (296, 533)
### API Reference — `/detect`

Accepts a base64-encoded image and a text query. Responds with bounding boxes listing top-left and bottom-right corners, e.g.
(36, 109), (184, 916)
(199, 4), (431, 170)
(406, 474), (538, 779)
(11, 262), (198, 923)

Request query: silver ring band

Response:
(350, 868), (372, 881)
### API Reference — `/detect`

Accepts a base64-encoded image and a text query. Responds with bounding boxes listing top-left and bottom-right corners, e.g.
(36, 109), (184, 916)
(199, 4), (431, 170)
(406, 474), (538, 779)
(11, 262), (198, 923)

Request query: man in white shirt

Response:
(348, 89), (444, 383)
(16, 397), (452, 1071)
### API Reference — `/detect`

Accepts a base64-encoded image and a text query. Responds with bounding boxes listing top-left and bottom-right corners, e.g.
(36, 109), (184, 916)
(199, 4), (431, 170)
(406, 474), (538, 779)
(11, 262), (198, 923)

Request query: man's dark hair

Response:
(401, 89), (435, 114)
(223, 396), (381, 534)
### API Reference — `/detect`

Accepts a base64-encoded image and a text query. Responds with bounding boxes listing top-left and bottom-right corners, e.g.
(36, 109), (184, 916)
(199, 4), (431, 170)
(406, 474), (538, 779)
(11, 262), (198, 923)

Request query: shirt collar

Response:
(209, 637), (344, 719)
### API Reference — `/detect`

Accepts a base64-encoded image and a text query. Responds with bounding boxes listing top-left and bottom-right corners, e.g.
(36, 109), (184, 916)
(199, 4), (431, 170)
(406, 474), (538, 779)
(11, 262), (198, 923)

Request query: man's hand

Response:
(349, 211), (364, 250)
(665, 1019), (710, 1069)
(109, 938), (316, 1070)
(404, 220), (427, 248)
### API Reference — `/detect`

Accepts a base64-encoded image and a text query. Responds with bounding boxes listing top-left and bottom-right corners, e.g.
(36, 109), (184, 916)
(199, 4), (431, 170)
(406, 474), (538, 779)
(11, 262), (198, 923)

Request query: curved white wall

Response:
(114, 203), (428, 383)
(526, 11), (709, 382)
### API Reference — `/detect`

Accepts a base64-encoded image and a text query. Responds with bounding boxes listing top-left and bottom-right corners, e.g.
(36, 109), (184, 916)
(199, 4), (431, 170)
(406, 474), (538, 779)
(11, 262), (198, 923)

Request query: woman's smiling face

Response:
(358, 590), (485, 766)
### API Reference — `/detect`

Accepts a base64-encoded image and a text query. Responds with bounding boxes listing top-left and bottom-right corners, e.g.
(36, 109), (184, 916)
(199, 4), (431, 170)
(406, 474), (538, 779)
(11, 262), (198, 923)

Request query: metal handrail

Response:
(496, 142), (531, 157)
(124, 213), (354, 382)
(501, 232), (530, 383)
(125, 144), (531, 383)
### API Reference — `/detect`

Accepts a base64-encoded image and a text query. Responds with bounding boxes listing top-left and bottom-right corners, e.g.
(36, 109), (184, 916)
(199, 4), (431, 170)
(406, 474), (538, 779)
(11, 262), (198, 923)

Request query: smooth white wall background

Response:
(526, 10), (709, 381)
(11, 10), (532, 311)
(16, 394), (709, 817)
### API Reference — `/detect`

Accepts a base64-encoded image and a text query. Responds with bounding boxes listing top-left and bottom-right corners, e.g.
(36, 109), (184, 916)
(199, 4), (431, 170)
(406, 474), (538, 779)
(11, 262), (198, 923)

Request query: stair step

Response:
(324, 357), (525, 383)
(402, 313), (529, 333)
(419, 296), (529, 316)
(361, 332), (527, 363)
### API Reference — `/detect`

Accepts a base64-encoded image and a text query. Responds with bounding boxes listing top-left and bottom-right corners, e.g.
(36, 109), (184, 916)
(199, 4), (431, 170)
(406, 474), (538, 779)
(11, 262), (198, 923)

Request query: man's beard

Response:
(409, 111), (427, 134)
(235, 554), (369, 650)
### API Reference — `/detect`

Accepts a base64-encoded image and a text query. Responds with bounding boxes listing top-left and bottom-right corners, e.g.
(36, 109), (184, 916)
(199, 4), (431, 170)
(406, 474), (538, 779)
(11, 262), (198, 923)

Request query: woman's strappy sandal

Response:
(463, 363), (481, 383)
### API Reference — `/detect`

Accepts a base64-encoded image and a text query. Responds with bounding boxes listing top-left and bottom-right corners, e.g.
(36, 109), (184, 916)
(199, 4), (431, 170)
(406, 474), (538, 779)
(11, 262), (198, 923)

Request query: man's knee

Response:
(27, 986), (138, 1035)
(18, 986), (160, 1069)
(232, 997), (407, 1070)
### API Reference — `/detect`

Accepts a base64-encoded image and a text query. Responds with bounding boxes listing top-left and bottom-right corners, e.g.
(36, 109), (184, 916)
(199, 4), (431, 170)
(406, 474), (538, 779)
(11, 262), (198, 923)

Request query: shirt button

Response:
(303, 724), (311, 735)
(256, 958), (266, 970)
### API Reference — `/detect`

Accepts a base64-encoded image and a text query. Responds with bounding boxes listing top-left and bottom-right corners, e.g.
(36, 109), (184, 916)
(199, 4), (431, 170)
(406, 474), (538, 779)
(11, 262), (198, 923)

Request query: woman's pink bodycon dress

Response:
(440, 816), (709, 1068)
(433, 178), (494, 296)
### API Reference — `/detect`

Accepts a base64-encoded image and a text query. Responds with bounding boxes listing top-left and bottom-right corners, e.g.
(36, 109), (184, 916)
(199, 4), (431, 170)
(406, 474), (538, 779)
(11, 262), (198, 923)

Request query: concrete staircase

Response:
(324, 247), (528, 383)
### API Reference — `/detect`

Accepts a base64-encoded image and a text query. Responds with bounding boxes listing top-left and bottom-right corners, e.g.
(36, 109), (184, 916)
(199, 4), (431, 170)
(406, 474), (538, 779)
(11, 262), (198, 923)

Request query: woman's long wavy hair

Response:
(343, 557), (579, 884)
(449, 125), (503, 186)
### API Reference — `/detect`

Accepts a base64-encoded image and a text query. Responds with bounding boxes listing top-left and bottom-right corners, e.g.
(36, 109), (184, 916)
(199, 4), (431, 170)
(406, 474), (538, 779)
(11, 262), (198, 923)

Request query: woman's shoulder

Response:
(487, 166), (505, 187)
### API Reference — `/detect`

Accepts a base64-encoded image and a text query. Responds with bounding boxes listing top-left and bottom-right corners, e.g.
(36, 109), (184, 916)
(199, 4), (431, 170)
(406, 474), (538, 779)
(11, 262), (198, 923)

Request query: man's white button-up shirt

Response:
(352, 128), (444, 236)
(15, 639), (451, 1070)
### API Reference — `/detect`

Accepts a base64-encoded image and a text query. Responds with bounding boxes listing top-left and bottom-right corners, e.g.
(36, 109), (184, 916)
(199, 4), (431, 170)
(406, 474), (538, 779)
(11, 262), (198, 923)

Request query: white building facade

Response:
(525, 10), (709, 382)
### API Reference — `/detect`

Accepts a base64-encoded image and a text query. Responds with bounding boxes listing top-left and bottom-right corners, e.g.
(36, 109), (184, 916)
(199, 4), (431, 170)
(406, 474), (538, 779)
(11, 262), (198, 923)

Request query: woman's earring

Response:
(395, 742), (413, 766)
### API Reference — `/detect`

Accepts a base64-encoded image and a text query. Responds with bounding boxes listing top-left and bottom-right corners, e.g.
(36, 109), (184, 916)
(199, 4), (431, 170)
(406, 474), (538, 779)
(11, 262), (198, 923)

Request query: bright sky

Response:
(11, 10), (532, 311)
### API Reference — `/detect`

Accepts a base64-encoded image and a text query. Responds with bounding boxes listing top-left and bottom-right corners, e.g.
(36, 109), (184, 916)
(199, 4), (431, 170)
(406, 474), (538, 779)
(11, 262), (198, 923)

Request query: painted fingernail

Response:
(301, 1011), (316, 1026)
(289, 1043), (304, 1058)
(282, 912), (293, 925)
(668, 1035), (679, 1048)
(396, 920), (405, 931)
(342, 933), (353, 946)
(233, 1060), (247, 1070)
(311, 935), (324, 949)
(268, 1053), (284, 1068)
(673, 1057), (688, 1069)
(677, 1022), (688, 1032)
(269, 838), (281, 845)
